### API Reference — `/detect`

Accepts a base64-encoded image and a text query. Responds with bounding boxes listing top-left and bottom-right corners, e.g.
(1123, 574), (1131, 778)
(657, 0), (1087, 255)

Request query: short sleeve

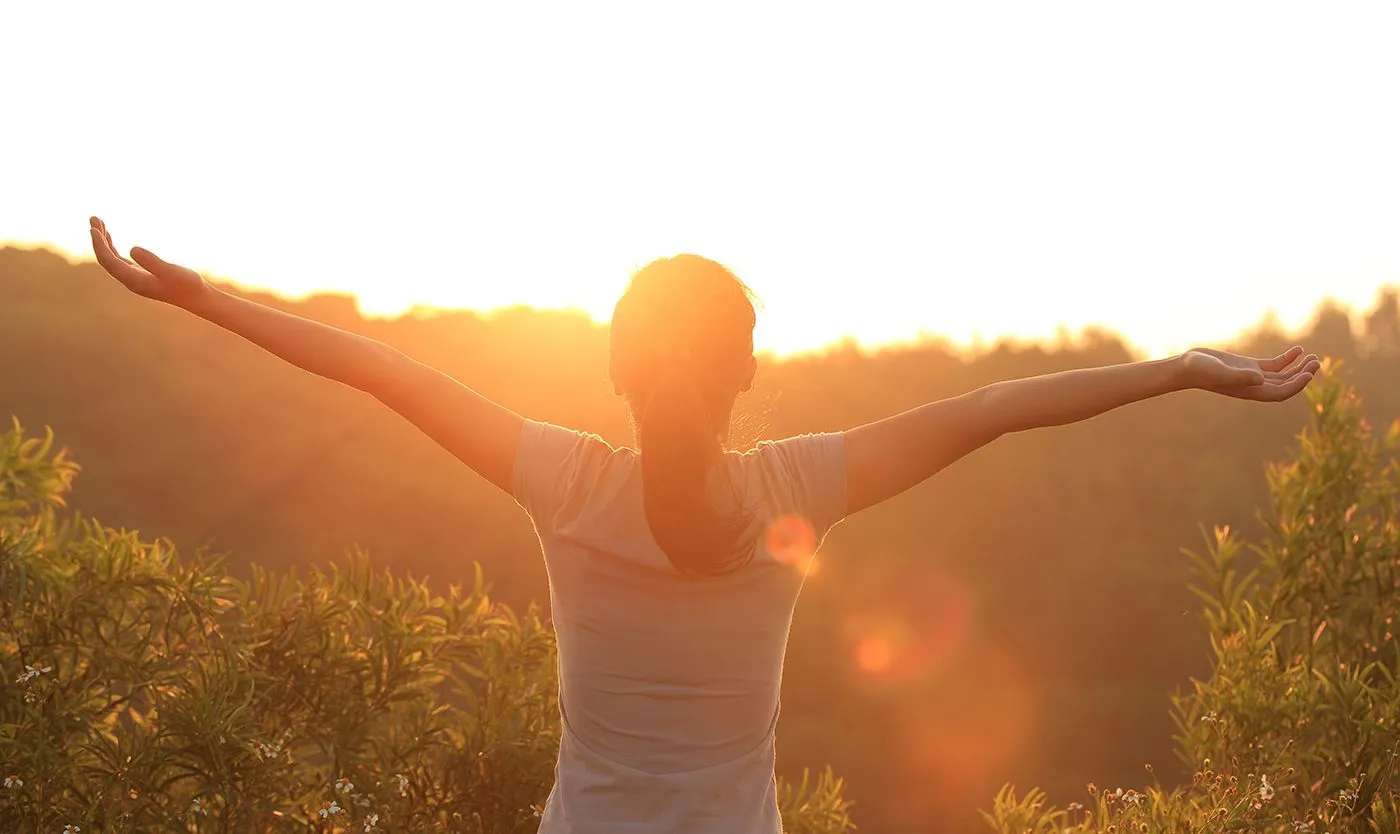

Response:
(511, 420), (614, 525)
(751, 432), (849, 545)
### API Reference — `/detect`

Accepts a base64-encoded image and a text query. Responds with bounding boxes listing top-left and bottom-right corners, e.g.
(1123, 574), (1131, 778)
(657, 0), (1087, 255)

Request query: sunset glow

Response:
(6, 2), (1400, 358)
(8, 9), (1395, 829)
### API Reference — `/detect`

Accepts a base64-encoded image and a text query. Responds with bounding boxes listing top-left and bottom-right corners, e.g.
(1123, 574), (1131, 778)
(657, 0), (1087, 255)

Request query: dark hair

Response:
(609, 255), (758, 575)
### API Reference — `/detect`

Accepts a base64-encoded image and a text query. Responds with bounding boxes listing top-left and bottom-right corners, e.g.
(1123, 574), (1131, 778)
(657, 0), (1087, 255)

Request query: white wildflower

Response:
(16, 664), (52, 684)
(4, 775), (22, 789)
(335, 777), (354, 794)
(318, 800), (343, 819)
(191, 796), (208, 816)
(1259, 773), (1275, 802)
(393, 772), (408, 797)
(363, 812), (380, 832)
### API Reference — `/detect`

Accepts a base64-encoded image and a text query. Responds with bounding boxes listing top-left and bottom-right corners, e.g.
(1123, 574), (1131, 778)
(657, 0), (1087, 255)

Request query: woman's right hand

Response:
(88, 216), (213, 308)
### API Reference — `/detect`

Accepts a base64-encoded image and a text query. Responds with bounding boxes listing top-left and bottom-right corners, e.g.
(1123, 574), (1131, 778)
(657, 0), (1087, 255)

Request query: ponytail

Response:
(638, 365), (752, 575)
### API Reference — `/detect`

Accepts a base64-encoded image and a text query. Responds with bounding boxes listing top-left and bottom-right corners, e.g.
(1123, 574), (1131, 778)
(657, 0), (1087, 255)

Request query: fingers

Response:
(131, 246), (205, 291)
(130, 246), (198, 283)
(1259, 345), (1304, 373)
(89, 216), (111, 251)
(89, 224), (125, 273)
(1218, 351), (1321, 401)
(1265, 371), (1315, 402)
(129, 247), (169, 275)
(1261, 353), (1320, 382)
(89, 216), (133, 266)
(1244, 368), (1318, 402)
(1229, 367), (1266, 387)
(87, 216), (158, 296)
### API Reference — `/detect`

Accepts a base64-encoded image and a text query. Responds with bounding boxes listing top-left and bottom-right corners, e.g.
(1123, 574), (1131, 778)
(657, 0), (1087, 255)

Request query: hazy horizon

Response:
(7, 2), (1399, 361)
(8, 240), (1386, 362)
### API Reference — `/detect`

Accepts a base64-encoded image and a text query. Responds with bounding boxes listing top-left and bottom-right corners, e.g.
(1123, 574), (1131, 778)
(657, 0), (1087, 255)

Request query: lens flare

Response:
(935, 649), (1038, 799)
(855, 636), (895, 673)
(844, 569), (974, 684)
(887, 646), (1042, 820)
(765, 514), (817, 573)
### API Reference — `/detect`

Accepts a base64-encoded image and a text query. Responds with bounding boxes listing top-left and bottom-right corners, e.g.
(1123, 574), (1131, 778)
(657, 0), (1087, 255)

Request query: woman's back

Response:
(513, 420), (847, 833)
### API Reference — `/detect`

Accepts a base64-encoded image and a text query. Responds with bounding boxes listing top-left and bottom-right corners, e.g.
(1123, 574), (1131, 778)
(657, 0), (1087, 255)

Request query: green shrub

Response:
(983, 368), (1400, 833)
(0, 420), (855, 832)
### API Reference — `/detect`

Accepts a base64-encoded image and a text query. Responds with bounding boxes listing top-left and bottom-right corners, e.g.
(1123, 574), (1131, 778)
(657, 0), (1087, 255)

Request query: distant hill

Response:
(5, 243), (1399, 832)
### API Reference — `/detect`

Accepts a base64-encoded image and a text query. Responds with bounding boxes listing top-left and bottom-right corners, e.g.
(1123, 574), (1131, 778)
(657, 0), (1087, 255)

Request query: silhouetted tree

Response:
(1307, 299), (1359, 361)
(1364, 287), (1400, 357)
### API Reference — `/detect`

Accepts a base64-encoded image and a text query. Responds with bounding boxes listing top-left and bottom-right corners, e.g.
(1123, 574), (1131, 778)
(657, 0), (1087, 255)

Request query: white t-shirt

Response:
(512, 420), (848, 834)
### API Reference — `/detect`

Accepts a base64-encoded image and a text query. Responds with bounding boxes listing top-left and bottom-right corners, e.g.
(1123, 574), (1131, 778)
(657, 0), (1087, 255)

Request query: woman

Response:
(85, 217), (1319, 832)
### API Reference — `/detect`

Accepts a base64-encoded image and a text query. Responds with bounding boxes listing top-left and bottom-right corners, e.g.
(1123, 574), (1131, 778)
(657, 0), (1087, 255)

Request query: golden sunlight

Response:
(8, 4), (1400, 832)
(5, 3), (1399, 359)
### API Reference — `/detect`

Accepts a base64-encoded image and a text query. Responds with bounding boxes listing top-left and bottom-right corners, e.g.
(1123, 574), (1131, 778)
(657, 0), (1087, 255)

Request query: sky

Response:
(4, 1), (1399, 358)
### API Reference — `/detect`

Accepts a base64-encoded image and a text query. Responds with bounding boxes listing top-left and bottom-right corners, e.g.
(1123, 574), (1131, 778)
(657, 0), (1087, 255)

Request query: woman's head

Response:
(609, 255), (758, 575)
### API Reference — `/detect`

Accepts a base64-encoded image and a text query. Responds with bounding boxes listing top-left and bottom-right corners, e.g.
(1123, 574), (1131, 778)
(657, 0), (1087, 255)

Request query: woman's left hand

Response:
(1180, 345), (1321, 402)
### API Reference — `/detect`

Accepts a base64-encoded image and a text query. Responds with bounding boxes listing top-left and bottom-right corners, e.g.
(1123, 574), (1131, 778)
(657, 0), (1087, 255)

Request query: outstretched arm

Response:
(87, 217), (524, 493)
(843, 346), (1320, 515)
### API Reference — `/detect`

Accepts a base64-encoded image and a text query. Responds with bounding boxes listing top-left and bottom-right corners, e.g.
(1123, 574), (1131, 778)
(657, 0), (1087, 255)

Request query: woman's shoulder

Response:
(514, 420), (637, 519)
(725, 432), (849, 542)
(730, 431), (846, 470)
